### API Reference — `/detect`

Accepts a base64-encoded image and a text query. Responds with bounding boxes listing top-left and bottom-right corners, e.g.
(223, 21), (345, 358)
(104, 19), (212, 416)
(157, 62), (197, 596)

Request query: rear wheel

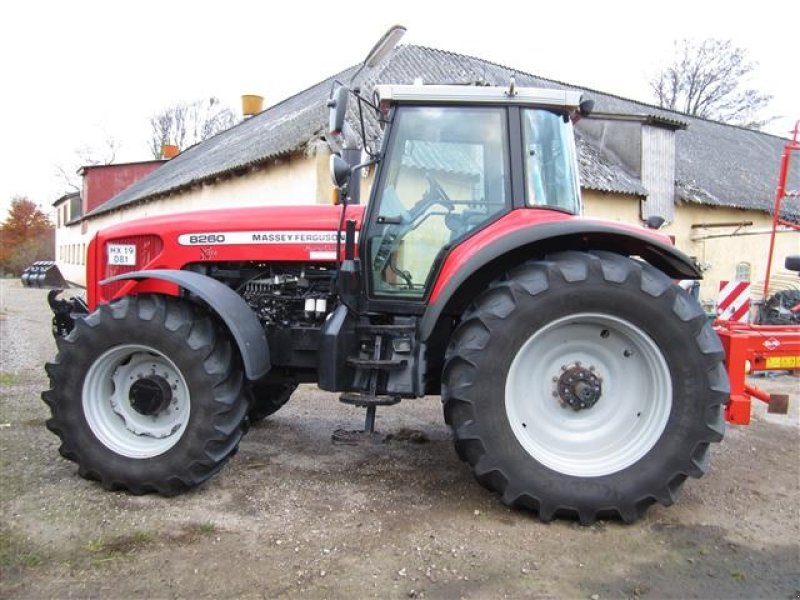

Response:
(43, 295), (247, 495)
(442, 251), (728, 523)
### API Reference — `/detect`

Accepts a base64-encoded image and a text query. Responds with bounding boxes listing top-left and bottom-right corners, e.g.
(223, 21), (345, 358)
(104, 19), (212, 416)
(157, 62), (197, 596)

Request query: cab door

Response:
(364, 105), (512, 303)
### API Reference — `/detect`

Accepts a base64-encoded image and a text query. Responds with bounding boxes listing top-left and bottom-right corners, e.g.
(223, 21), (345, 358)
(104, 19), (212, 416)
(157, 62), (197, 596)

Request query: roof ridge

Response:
(399, 44), (788, 140)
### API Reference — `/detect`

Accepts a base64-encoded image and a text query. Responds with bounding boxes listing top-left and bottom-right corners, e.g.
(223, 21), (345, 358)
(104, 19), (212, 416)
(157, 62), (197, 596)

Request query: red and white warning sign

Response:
(717, 280), (751, 322)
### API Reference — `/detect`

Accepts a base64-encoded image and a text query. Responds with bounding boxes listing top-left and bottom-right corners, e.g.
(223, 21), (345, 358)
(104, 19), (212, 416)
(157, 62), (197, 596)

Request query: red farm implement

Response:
(717, 120), (799, 425)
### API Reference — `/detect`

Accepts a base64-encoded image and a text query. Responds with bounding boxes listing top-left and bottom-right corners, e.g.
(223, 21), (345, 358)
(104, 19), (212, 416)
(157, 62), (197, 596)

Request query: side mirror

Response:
(328, 85), (349, 136)
(363, 25), (406, 69)
(330, 154), (352, 190)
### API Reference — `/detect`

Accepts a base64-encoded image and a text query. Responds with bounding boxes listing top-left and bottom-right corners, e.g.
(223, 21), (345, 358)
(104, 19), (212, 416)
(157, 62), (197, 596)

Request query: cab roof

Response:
(375, 84), (584, 111)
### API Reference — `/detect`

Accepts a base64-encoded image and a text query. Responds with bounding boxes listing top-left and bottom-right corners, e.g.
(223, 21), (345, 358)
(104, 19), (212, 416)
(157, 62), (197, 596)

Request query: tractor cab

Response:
(366, 84), (584, 299)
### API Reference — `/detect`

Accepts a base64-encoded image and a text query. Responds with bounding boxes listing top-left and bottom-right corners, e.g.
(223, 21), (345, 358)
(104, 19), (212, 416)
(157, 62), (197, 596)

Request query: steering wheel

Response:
(371, 172), (454, 274)
(419, 171), (453, 214)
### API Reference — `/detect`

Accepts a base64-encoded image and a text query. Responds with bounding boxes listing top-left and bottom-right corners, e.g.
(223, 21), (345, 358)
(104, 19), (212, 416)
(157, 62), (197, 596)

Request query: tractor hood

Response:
(88, 204), (366, 308)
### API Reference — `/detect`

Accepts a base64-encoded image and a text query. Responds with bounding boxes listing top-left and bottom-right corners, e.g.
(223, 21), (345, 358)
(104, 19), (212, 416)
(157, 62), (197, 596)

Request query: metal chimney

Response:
(242, 95), (264, 118)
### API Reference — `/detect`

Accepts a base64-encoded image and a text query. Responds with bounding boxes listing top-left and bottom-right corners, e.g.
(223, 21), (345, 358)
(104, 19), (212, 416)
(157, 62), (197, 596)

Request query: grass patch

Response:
(85, 530), (154, 561)
(191, 522), (217, 536)
(0, 531), (44, 569)
(0, 372), (20, 385)
(85, 523), (217, 563)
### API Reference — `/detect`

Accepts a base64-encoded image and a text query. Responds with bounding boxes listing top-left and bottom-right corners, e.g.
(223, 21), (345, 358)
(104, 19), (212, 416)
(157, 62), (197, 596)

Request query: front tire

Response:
(42, 294), (248, 495)
(246, 381), (297, 423)
(442, 251), (728, 523)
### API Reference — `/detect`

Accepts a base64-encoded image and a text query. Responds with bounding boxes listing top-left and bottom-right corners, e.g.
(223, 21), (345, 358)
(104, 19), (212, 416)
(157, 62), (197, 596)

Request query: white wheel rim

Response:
(505, 313), (672, 477)
(83, 344), (191, 458)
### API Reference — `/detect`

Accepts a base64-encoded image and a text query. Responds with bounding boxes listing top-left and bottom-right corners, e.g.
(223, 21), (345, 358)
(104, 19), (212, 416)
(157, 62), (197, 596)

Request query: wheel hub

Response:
(129, 375), (173, 416)
(84, 346), (191, 458)
(507, 313), (672, 477)
(556, 364), (602, 410)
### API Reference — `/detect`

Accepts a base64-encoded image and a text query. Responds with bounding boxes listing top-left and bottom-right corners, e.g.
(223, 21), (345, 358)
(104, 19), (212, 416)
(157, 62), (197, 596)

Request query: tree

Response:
(56, 134), (121, 192)
(148, 97), (239, 158)
(650, 39), (773, 129)
(0, 197), (54, 275)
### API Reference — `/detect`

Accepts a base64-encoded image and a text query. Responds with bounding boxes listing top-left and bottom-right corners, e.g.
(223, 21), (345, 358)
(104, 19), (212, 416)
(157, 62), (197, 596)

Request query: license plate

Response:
(765, 356), (798, 369)
(107, 244), (137, 266)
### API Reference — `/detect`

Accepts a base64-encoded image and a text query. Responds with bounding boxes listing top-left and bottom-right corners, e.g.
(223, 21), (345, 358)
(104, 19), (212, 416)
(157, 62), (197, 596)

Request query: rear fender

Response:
(102, 269), (270, 380)
(420, 221), (701, 340)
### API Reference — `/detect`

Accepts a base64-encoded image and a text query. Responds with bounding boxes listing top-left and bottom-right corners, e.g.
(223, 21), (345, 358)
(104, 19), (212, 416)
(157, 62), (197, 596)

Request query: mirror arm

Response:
(355, 94), (373, 158)
(351, 87), (379, 112)
(351, 157), (378, 175)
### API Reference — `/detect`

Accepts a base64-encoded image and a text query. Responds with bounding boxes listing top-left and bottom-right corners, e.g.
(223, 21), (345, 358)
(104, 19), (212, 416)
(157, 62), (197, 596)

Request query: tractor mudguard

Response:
(420, 220), (702, 340)
(102, 269), (270, 380)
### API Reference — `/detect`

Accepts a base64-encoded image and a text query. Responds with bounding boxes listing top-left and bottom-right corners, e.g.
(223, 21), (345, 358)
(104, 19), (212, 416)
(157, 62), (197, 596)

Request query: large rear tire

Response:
(442, 251), (728, 524)
(42, 294), (247, 495)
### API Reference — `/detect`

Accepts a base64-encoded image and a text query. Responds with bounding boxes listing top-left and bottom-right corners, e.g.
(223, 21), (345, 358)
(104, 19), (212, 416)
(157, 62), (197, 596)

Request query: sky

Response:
(1, 0), (797, 219)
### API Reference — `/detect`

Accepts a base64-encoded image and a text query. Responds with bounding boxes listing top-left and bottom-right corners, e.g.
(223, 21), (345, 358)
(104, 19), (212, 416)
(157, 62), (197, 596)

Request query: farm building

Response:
(53, 44), (799, 308)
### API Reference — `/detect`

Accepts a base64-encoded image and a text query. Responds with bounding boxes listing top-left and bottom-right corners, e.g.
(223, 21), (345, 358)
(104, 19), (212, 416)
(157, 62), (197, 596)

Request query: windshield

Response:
(523, 109), (581, 213)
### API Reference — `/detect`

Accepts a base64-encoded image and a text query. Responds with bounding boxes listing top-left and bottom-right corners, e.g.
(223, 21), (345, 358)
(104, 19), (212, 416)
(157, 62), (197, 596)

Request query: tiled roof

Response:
(87, 65), (359, 217)
(88, 45), (797, 217)
(576, 135), (646, 196)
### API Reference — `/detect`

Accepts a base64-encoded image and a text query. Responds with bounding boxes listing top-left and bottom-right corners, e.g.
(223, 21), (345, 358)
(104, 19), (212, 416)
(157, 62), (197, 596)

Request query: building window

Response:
(735, 262), (751, 282)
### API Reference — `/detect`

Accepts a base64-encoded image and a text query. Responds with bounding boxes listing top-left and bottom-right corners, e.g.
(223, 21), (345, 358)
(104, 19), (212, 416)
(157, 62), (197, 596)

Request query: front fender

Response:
(421, 220), (701, 340)
(102, 269), (270, 381)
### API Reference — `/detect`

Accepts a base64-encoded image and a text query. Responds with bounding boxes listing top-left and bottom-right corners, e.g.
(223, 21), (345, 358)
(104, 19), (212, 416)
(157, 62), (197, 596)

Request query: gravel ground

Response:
(1, 279), (798, 599)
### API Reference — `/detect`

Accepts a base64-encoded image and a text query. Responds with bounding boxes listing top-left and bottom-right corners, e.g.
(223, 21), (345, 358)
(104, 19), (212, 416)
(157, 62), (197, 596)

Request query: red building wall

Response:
(82, 161), (164, 215)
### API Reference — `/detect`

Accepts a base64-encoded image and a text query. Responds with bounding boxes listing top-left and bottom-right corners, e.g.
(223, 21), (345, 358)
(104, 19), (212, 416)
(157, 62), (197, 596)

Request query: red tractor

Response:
(40, 30), (729, 524)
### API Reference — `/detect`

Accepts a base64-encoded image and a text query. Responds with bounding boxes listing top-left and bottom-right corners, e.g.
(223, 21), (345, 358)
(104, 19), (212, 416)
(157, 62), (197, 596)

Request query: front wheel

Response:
(246, 381), (297, 423)
(442, 251), (728, 524)
(42, 295), (248, 495)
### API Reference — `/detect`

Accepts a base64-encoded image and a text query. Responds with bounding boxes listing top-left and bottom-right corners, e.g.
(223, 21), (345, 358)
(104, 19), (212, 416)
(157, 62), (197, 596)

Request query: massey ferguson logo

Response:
(177, 230), (352, 246)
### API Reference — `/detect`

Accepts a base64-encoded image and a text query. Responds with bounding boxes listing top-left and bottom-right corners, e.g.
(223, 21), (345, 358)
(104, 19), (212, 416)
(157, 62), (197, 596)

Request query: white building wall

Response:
(55, 220), (89, 286)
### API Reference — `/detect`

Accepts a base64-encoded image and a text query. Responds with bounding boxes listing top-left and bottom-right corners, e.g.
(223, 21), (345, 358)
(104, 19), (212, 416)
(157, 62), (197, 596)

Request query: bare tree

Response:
(148, 97), (239, 158)
(55, 133), (122, 192)
(650, 39), (773, 129)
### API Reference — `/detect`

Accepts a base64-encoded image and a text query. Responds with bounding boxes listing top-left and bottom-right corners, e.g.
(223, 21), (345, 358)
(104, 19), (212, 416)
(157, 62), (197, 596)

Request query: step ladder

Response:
(332, 327), (411, 445)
